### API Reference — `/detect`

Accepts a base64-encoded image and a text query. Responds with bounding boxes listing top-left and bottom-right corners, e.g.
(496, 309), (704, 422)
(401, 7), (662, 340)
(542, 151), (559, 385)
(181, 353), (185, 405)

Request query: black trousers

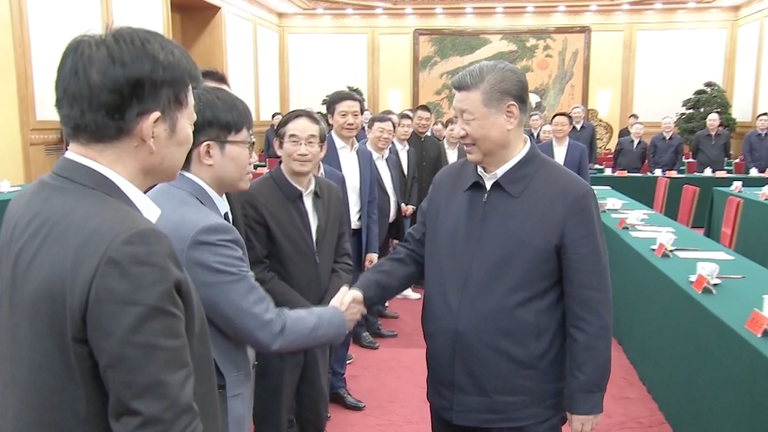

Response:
(430, 409), (566, 432)
(354, 223), (396, 335)
(252, 347), (329, 432)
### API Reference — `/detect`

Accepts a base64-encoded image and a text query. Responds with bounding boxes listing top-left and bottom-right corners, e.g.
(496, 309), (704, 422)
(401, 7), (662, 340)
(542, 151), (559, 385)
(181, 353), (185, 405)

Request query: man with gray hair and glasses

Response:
(339, 60), (612, 432)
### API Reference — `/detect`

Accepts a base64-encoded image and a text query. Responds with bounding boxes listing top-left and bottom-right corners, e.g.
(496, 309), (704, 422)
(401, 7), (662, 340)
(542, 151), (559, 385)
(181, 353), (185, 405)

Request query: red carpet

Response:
(328, 294), (673, 432)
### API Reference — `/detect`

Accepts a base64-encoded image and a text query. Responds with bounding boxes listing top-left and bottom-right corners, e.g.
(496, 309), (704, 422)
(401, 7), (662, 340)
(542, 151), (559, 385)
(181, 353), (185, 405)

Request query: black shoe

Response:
(370, 327), (398, 338)
(346, 353), (354, 364)
(378, 309), (399, 319)
(330, 388), (366, 411)
(352, 332), (379, 350)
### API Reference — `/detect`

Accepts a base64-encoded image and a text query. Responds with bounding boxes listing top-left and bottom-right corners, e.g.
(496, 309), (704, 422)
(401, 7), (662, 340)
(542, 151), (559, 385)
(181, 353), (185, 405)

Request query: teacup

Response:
(654, 169), (663, 176)
(605, 198), (622, 210)
(731, 181), (743, 192)
(696, 262), (719, 281)
(703, 167), (713, 176)
(655, 232), (676, 249)
(604, 167), (613, 175)
(0, 180), (11, 193)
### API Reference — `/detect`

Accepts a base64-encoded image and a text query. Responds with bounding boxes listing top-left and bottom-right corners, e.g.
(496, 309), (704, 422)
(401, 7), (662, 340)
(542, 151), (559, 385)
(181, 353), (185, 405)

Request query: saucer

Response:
(688, 275), (721, 285)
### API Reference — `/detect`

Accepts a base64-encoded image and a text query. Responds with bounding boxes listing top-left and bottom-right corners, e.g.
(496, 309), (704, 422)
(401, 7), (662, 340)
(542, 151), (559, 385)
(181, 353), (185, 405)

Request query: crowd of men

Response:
(0, 27), (613, 432)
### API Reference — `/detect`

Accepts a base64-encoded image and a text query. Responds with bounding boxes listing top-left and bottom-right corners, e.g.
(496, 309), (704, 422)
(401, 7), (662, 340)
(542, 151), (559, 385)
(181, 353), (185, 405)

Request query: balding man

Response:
(648, 116), (683, 172)
(691, 112), (731, 172)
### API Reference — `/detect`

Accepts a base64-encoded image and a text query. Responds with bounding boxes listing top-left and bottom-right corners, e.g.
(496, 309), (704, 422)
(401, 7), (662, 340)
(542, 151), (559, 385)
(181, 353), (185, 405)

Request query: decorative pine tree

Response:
(674, 81), (737, 145)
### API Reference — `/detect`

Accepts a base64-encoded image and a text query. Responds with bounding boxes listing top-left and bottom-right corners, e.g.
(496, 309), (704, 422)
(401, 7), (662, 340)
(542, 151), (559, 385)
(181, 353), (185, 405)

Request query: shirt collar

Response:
(443, 139), (459, 151)
(281, 165), (315, 196)
(317, 163), (326, 178)
(367, 143), (389, 160)
(332, 130), (358, 152)
(180, 171), (230, 218)
(64, 151), (161, 223)
(393, 139), (409, 151)
(477, 136), (531, 185)
(553, 138), (569, 148)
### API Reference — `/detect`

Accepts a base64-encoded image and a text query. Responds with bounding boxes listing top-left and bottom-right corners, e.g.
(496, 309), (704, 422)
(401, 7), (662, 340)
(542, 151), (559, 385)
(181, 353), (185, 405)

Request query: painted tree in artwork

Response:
(418, 33), (580, 120)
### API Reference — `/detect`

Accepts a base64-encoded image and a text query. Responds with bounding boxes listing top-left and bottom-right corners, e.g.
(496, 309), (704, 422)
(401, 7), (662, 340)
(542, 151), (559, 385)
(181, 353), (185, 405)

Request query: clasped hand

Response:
(329, 285), (366, 330)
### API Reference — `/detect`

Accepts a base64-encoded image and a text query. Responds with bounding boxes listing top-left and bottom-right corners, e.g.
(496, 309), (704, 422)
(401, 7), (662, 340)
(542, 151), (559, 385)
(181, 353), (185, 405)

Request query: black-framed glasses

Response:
(217, 139), (256, 154)
(280, 138), (323, 149)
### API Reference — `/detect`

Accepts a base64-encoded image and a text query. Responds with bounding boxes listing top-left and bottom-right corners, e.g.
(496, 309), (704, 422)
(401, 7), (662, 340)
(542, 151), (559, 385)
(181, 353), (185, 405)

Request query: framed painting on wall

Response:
(413, 27), (591, 121)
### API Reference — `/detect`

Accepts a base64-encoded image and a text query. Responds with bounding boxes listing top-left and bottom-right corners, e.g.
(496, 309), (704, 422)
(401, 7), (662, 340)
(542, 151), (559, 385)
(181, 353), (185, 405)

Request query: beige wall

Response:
(0, 0), (24, 184)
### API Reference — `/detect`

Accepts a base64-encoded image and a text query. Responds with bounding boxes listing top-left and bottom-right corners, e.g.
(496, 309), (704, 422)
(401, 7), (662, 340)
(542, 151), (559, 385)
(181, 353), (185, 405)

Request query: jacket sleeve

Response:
(185, 221), (348, 352)
(579, 146), (590, 183)
(647, 138), (658, 171)
(323, 189), (354, 304)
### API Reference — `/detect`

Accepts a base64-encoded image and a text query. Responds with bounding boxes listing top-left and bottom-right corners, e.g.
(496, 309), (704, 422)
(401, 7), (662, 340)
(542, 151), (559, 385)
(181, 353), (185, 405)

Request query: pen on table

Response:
(716, 275), (745, 279)
(672, 247), (699, 251)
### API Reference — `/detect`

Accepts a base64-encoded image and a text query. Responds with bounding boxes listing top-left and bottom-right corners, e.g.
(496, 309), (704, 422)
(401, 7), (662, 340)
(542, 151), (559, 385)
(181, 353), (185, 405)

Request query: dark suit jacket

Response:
(322, 163), (348, 208)
(614, 137), (648, 173)
(323, 134), (379, 259)
(439, 141), (466, 166)
(371, 151), (405, 246)
(408, 132), (444, 207)
(390, 142), (418, 207)
(742, 130), (768, 172)
(226, 191), (246, 240)
(263, 126), (277, 159)
(525, 128), (542, 144)
(569, 121), (598, 164)
(538, 139), (590, 183)
(354, 150), (612, 427)
(691, 129), (731, 172)
(241, 166), (354, 309)
(618, 127), (631, 140)
(0, 157), (221, 432)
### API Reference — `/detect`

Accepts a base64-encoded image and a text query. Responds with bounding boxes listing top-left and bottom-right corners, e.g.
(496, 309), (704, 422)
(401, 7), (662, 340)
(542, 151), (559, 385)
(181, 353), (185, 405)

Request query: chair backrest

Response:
(258, 152), (265, 163)
(639, 161), (649, 174)
(266, 158), (279, 170)
(684, 151), (692, 159)
(676, 185), (700, 227)
(653, 177), (670, 214)
(720, 196), (744, 249)
(732, 160), (745, 174)
(604, 160), (613, 168)
(685, 160), (696, 174)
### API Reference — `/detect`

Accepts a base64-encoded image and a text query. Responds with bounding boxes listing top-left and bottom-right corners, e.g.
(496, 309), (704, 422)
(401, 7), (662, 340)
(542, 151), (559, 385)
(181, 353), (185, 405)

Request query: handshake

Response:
(329, 285), (366, 331)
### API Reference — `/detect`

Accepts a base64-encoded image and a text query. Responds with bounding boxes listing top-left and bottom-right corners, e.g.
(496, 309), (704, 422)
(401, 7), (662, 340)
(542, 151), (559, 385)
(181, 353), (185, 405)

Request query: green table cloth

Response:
(591, 174), (767, 227)
(597, 188), (768, 432)
(0, 186), (24, 232)
(705, 187), (768, 269)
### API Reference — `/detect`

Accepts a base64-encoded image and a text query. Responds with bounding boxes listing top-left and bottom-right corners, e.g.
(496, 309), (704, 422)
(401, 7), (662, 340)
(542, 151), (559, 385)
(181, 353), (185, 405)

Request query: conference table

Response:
(704, 187), (768, 269)
(597, 187), (768, 432)
(0, 187), (23, 232)
(591, 173), (767, 227)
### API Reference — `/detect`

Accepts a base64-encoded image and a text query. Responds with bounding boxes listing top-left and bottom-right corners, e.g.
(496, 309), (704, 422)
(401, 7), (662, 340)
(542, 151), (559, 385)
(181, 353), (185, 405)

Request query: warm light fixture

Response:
(465, 7), (473, 13)
(526, 6), (534, 11)
(376, 8), (383, 13)
(589, 4), (597, 10)
(621, 3), (629, 8)
(315, 7), (323, 12)
(687, 1), (696, 6)
(558, 5), (566, 11)
(496, 7), (504, 12)
(345, 8), (353, 13)
(722, 0), (731, 5)
(596, 91), (610, 117)
(405, 7), (412, 13)
(654, 3), (662, 8)
(435, 7), (443, 13)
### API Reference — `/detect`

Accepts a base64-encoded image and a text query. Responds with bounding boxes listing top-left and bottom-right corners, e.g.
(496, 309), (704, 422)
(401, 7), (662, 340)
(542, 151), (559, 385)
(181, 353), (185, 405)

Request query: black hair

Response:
(201, 69), (230, 88)
(275, 109), (326, 144)
(182, 86), (253, 171)
(271, 112), (282, 120)
(413, 104), (432, 116)
(325, 90), (364, 116)
(550, 112), (574, 125)
(56, 27), (202, 144)
(367, 114), (396, 131)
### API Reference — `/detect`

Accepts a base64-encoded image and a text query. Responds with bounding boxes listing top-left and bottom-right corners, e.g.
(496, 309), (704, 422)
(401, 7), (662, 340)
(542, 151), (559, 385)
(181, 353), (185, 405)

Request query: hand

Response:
(567, 413), (600, 432)
(364, 253), (378, 270)
(400, 203), (408, 216)
(330, 285), (365, 331)
(340, 287), (365, 318)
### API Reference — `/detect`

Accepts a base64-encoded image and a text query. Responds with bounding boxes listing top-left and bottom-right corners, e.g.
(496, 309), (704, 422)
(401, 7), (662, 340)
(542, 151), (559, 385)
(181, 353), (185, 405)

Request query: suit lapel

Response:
(52, 157), (139, 213)
(313, 185), (326, 252)
(323, 133), (342, 171)
(226, 192), (246, 239)
(386, 153), (401, 199)
(170, 174), (221, 217)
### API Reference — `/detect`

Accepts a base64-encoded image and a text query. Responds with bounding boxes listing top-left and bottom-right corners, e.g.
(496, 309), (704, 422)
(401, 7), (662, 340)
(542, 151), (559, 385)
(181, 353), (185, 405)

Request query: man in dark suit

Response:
(0, 28), (223, 432)
(691, 111), (731, 172)
(742, 112), (768, 173)
(322, 90), (379, 410)
(440, 118), (466, 166)
(410, 104), (445, 221)
(263, 112), (283, 159)
(614, 122), (649, 173)
(239, 110), (358, 432)
(150, 92), (358, 432)
(569, 105), (599, 164)
(524, 111), (544, 144)
(340, 60), (611, 432)
(648, 116), (683, 172)
(538, 112), (590, 182)
(617, 113), (639, 140)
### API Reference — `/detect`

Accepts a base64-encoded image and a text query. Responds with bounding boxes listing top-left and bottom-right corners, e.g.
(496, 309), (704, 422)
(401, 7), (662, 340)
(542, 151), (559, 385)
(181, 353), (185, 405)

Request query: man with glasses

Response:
(243, 109), (359, 432)
(149, 89), (362, 432)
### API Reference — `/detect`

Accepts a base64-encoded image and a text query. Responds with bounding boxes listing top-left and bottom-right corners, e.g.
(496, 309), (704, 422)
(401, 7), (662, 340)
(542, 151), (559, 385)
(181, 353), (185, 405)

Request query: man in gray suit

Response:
(0, 28), (222, 432)
(149, 87), (363, 432)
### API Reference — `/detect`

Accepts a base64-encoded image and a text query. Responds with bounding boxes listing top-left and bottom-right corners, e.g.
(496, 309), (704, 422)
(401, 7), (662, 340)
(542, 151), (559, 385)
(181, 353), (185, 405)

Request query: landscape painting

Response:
(413, 28), (591, 121)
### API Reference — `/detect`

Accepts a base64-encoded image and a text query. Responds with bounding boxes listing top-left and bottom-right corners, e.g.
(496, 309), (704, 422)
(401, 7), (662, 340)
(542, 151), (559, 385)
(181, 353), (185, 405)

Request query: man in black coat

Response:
(408, 105), (445, 221)
(340, 60), (612, 432)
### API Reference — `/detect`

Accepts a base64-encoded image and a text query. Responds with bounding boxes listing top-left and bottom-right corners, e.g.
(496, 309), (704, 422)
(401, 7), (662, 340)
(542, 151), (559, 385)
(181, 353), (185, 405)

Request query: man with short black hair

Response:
(613, 122), (648, 173)
(742, 112), (768, 173)
(618, 113), (639, 140)
(341, 60), (611, 432)
(569, 104), (598, 164)
(525, 111), (544, 144)
(264, 112), (283, 159)
(538, 112), (590, 182)
(0, 27), (221, 432)
(648, 116), (683, 172)
(410, 104), (444, 220)
(202, 68), (230, 89)
(432, 120), (446, 141)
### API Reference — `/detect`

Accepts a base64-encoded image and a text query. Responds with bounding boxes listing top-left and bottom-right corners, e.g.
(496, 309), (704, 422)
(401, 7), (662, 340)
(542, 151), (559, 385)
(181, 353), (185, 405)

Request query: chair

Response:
(720, 196), (743, 249)
(732, 160), (745, 174)
(684, 151), (692, 160)
(652, 177), (670, 214)
(676, 185), (700, 228)
(639, 161), (649, 174)
(685, 160), (696, 174)
(604, 161), (613, 169)
(258, 152), (265, 163)
(266, 158), (279, 170)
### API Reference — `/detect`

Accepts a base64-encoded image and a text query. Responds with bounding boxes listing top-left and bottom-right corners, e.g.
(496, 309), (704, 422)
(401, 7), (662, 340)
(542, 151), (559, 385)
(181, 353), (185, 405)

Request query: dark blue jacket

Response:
(742, 130), (768, 172)
(648, 133), (683, 172)
(538, 139), (590, 183)
(355, 146), (612, 427)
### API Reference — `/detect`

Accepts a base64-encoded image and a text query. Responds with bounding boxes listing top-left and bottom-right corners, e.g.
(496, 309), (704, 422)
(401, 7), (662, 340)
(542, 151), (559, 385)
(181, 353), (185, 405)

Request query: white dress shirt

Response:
(64, 151), (161, 223)
(333, 131), (362, 229)
(393, 139), (409, 177)
(368, 145), (398, 223)
(552, 138), (569, 166)
(281, 166), (318, 246)
(443, 140), (460, 165)
(180, 171), (231, 221)
(477, 136), (531, 191)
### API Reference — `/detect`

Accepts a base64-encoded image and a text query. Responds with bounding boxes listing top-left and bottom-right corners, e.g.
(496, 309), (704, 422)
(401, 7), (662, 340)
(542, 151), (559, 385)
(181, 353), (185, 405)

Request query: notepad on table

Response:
(673, 251), (735, 260)
(635, 226), (675, 232)
(592, 186), (611, 190)
(629, 231), (666, 238)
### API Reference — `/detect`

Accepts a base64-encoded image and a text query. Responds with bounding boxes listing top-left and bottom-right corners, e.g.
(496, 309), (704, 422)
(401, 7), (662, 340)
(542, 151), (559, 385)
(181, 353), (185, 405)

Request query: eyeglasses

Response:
(280, 138), (322, 149)
(217, 139), (256, 154)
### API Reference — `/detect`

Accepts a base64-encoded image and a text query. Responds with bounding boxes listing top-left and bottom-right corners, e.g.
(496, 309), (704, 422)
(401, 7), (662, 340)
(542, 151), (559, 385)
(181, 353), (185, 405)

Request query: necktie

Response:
(223, 212), (231, 224)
